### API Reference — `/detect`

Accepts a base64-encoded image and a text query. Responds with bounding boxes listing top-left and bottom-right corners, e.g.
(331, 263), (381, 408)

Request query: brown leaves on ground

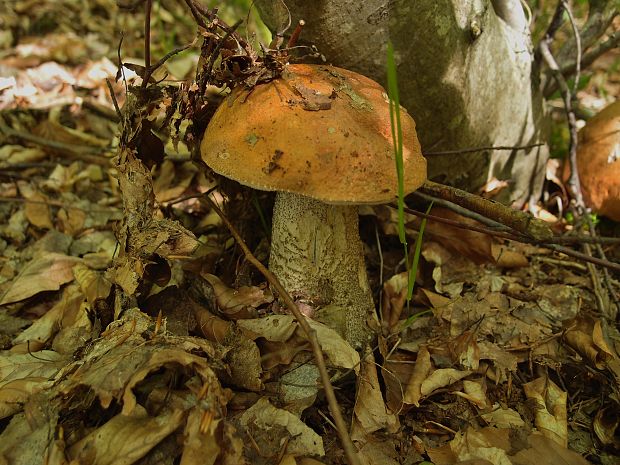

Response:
(428, 427), (592, 465)
(1, 4), (620, 465)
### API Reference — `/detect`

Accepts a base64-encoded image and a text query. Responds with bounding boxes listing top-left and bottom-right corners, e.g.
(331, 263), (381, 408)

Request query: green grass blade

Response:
(386, 42), (406, 249)
(407, 202), (432, 301)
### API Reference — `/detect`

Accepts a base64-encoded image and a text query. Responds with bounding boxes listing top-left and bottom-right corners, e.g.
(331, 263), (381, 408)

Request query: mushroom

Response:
(201, 64), (426, 348)
(569, 100), (620, 221)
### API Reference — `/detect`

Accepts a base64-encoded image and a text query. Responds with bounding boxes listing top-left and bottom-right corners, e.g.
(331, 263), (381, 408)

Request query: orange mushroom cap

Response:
(574, 101), (620, 220)
(201, 64), (427, 204)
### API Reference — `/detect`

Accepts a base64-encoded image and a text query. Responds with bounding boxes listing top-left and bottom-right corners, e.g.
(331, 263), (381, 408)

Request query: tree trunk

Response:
(256, 0), (548, 207)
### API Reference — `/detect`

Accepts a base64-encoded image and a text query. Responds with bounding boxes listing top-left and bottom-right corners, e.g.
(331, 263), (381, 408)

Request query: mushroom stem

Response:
(269, 192), (376, 348)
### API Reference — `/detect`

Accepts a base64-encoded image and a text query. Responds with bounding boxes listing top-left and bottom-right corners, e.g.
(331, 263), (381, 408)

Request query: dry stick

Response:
(539, 4), (583, 210)
(408, 196), (620, 245)
(550, 235), (620, 245)
(204, 196), (360, 465)
(398, 205), (517, 241)
(412, 191), (513, 232)
(424, 143), (543, 156)
(543, 2), (618, 97)
(562, 0), (582, 96)
(559, 30), (620, 76)
(0, 118), (110, 166)
(539, 3), (618, 316)
(419, 180), (553, 241)
(562, 1), (619, 318)
(141, 0), (153, 89)
(400, 204), (620, 273)
(183, 0), (209, 29)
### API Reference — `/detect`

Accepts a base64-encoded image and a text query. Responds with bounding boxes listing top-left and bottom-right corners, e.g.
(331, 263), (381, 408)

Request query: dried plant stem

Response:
(536, 2), (618, 316)
(419, 180), (553, 241)
(0, 117), (110, 166)
(142, 0), (152, 88)
(399, 205), (620, 273)
(204, 196), (360, 465)
(424, 143), (543, 156)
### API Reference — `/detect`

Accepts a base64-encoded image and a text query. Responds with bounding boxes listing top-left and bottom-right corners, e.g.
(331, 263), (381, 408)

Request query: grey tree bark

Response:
(256, 0), (549, 207)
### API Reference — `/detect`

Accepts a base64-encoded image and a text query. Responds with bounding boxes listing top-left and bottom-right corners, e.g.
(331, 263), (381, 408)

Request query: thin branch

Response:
(548, 30), (620, 95)
(551, 235), (620, 245)
(410, 191), (513, 232)
(544, 1), (618, 94)
(142, 0), (153, 89)
(399, 204), (620, 272)
(561, 0), (582, 95)
(545, 243), (620, 273)
(205, 19), (244, 80)
(538, 41), (584, 211)
(182, 0), (209, 29)
(424, 143), (543, 156)
(419, 180), (554, 241)
(105, 79), (122, 119)
(540, 1), (566, 47)
(149, 40), (197, 72)
(203, 196), (360, 465)
(0, 117), (110, 166)
(400, 204), (521, 241)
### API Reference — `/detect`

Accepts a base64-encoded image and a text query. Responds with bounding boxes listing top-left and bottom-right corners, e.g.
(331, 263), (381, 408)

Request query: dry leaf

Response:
(237, 315), (298, 342)
(0, 252), (80, 305)
(511, 432), (592, 465)
(306, 318), (360, 370)
(593, 404), (620, 447)
(0, 350), (65, 419)
(427, 427), (512, 465)
(421, 368), (472, 397)
(454, 379), (489, 409)
(423, 208), (495, 264)
(523, 376), (568, 447)
(491, 243), (528, 268)
(68, 405), (186, 465)
(203, 273), (272, 319)
(563, 317), (614, 369)
(73, 263), (112, 304)
(180, 409), (220, 465)
(239, 398), (324, 457)
(403, 345), (432, 406)
(427, 426), (592, 465)
(154, 160), (196, 203)
(381, 272), (409, 332)
(382, 351), (415, 413)
(352, 350), (398, 441)
(12, 284), (85, 346)
(18, 181), (53, 230)
(238, 315), (359, 370)
(480, 405), (525, 428)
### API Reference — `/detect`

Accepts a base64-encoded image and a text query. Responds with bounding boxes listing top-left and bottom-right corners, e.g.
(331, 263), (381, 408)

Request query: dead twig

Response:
(399, 204), (620, 273)
(539, 38), (584, 213)
(538, 1), (618, 317)
(141, 0), (153, 88)
(0, 117), (110, 166)
(562, 0), (582, 96)
(419, 180), (553, 241)
(202, 195), (360, 465)
(424, 143), (543, 156)
(560, 30), (620, 76)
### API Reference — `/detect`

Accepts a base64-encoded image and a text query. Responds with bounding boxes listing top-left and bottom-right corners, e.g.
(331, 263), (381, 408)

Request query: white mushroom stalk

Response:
(269, 193), (375, 348)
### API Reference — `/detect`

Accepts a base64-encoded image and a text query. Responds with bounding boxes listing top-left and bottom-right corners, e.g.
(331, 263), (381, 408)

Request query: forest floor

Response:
(0, 2), (619, 465)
